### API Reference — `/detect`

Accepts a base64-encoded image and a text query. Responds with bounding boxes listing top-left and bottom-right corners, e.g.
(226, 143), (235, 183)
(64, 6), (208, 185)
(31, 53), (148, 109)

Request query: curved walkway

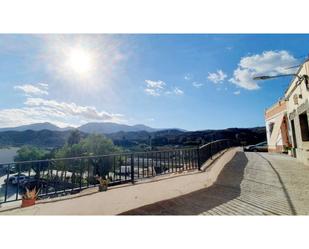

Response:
(122, 152), (309, 215)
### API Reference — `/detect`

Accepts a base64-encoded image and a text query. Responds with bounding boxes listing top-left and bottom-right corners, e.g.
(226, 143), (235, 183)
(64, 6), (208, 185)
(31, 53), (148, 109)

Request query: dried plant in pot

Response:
(21, 187), (40, 208)
(96, 176), (109, 192)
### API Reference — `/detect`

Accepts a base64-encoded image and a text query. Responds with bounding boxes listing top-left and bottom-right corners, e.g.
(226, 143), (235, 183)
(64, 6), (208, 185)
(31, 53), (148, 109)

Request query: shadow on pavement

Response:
(256, 153), (296, 215)
(120, 151), (248, 215)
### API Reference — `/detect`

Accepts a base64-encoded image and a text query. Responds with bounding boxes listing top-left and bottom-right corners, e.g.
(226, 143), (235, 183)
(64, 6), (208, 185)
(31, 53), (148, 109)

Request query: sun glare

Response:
(66, 47), (94, 76)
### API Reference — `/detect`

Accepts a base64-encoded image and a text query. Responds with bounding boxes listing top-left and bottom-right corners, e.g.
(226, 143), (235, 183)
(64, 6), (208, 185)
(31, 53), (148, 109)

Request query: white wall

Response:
(285, 61), (309, 165)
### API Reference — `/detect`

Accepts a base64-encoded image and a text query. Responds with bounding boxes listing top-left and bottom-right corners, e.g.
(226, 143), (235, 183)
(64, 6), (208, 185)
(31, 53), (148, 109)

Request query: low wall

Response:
(268, 145), (284, 153)
(200, 147), (239, 187)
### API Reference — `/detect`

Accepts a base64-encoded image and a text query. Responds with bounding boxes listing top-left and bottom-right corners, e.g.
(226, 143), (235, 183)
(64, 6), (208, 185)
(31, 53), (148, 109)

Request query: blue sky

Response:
(0, 34), (308, 131)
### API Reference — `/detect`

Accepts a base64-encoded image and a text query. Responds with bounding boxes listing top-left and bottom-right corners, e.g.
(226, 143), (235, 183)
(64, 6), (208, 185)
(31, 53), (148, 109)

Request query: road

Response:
(122, 151), (309, 215)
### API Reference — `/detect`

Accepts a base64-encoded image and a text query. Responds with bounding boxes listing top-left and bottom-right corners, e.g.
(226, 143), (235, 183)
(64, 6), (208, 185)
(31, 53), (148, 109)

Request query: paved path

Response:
(122, 151), (309, 215)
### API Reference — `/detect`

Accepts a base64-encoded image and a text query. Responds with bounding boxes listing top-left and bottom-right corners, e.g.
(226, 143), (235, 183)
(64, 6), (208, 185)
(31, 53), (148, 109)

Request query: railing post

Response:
(79, 159), (82, 191)
(197, 148), (201, 171)
(131, 153), (135, 184)
(4, 164), (10, 203)
(16, 163), (21, 200)
(210, 142), (213, 160)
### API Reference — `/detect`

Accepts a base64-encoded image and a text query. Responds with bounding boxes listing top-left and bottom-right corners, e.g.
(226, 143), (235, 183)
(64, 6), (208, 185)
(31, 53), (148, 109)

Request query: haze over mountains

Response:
(0, 122), (159, 134)
(79, 122), (157, 133)
(0, 122), (71, 132)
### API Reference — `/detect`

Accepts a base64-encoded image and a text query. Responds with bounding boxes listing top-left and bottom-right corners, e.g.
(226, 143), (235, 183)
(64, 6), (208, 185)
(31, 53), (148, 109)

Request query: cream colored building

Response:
(285, 59), (309, 165)
(265, 100), (290, 153)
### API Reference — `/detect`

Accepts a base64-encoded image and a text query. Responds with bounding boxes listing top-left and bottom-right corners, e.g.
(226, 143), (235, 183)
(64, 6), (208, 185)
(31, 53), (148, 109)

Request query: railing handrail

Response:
(0, 146), (200, 166)
(199, 139), (231, 150)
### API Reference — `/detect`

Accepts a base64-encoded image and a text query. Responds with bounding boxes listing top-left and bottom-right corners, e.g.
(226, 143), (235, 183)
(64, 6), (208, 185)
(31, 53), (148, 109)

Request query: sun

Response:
(65, 47), (94, 76)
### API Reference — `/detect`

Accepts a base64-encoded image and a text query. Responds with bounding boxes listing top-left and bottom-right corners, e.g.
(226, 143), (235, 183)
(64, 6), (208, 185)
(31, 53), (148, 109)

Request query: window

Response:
(299, 112), (309, 141)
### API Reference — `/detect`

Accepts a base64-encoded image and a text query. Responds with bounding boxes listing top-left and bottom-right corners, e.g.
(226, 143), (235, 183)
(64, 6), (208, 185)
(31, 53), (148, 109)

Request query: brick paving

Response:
(122, 151), (309, 215)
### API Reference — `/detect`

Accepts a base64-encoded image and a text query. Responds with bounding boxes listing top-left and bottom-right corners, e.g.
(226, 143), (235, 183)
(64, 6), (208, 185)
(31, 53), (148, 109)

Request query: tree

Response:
(54, 134), (122, 177)
(14, 146), (48, 162)
(79, 134), (122, 177)
(14, 146), (50, 175)
(80, 134), (121, 156)
(67, 129), (81, 146)
(55, 134), (121, 158)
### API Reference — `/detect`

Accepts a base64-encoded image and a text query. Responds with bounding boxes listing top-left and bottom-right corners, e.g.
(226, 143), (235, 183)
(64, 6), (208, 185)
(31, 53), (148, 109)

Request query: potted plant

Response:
(97, 176), (109, 192)
(284, 145), (292, 156)
(288, 147), (295, 157)
(21, 187), (40, 208)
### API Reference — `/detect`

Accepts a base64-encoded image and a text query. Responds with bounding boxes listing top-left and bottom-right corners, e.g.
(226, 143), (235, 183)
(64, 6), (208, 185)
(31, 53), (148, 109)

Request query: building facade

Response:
(265, 100), (290, 153)
(285, 59), (309, 165)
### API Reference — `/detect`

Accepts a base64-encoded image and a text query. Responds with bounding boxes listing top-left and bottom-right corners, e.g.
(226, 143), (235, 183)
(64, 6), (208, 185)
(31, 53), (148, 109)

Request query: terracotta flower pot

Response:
(21, 198), (36, 208)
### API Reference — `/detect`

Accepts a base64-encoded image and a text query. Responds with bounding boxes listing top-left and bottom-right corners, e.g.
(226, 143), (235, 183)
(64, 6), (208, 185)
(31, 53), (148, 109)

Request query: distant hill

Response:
(108, 127), (266, 148)
(0, 124), (266, 149)
(0, 122), (159, 134)
(0, 122), (73, 132)
(78, 122), (157, 134)
(0, 130), (87, 148)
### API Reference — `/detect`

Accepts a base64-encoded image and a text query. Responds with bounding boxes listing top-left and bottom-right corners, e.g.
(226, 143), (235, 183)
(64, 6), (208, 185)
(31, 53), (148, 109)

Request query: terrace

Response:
(0, 139), (233, 209)
(2, 146), (309, 215)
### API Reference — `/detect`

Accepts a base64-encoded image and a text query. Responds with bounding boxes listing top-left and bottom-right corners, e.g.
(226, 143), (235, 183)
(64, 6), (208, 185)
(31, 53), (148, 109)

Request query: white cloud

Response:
(192, 82), (203, 88)
(2, 79), (124, 128)
(233, 90), (241, 95)
(183, 73), (203, 88)
(173, 87), (184, 96)
(207, 70), (227, 84)
(38, 83), (48, 89)
(229, 68), (260, 90)
(165, 87), (184, 96)
(184, 74), (192, 81)
(25, 97), (123, 121)
(145, 80), (165, 89)
(0, 108), (73, 128)
(144, 79), (184, 97)
(14, 83), (48, 96)
(144, 88), (160, 96)
(0, 96), (124, 128)
(144, 80), (166, 96)
(229, 50), (299, 90)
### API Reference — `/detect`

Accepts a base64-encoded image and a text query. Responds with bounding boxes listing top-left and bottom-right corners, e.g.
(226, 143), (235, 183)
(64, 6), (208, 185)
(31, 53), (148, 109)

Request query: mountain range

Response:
(0, 122), (159, 134)
(0, 122), (266, 149)
(78, 122), (157, 133)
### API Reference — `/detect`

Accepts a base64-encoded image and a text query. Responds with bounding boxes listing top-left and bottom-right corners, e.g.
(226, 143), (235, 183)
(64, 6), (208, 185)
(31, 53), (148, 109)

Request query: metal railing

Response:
(0, 139), (233, 204)
(198, 139), (233, 169)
